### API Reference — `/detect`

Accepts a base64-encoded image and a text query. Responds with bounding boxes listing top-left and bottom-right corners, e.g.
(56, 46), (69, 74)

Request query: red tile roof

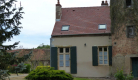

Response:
(52, 6), (111, 36)
(7, 49), (50, 61)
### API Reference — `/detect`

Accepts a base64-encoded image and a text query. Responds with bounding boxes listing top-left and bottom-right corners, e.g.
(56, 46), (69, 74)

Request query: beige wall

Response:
(51, 36), (112, 77)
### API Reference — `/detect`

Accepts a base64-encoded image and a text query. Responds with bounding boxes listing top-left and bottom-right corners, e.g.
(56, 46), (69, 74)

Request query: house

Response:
(50, 0), (112, 77)
(8, 49), (50, 69)
(51, 0), (138, 78)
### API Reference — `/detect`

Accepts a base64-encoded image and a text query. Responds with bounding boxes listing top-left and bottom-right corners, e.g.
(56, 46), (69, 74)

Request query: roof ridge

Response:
(62, 6), (109, 9)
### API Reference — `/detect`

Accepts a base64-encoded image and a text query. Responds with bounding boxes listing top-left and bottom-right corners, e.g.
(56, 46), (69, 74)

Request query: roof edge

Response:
(51, 33), (111, 37)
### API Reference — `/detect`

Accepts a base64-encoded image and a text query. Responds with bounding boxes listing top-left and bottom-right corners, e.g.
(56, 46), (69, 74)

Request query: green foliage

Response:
(110, 0), (138, 35)
(7, 65), (16, 73)
(0, 0), (32, 79)
(114, 69), (134, 80)
(25, 67), (74, 80)
(36, 43), (50, 49)
(36, 66), (50, 70)
(21, 64), (31, 73)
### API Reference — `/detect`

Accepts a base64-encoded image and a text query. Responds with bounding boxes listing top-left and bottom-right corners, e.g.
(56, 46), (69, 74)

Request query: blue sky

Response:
(4, 0), (110, 49)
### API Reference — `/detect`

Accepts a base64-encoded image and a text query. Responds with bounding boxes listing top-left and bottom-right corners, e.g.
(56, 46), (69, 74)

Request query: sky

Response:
(4, 0), (110, 49)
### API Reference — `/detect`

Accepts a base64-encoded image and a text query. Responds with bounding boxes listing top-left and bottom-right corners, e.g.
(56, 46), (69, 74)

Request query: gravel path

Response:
(6, 74), (28, 80)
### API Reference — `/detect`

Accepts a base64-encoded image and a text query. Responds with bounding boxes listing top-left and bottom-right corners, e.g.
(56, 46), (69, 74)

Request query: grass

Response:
(74, 78), (93, 80)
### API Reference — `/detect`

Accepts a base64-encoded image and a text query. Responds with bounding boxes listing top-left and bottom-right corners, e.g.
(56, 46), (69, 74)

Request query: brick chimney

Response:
(56, 0), (62, 22)
(101, 0), (108, 6)
(104, 0), (108, 6)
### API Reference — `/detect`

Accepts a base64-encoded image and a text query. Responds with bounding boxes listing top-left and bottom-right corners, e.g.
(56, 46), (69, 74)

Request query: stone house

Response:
(51, 0), (138, 78)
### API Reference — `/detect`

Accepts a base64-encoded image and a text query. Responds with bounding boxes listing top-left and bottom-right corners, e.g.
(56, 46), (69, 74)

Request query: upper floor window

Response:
(126, 0), (132, 8)
(98, 24), (106, 30)
(127, 26), (135, 38)
(61, 25), (70, 31)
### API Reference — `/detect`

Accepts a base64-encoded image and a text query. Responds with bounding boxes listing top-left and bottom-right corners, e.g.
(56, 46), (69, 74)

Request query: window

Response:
(127, 26), (135, 38)
(98, 24), (106, 30)
(66, 48), (69, 53)
(61, 25), (69, 31)
(59, 54), (64, 67)
(60, 48), (63, 53)
(126, 0), (132, 7)
(98, 47), (108, 65)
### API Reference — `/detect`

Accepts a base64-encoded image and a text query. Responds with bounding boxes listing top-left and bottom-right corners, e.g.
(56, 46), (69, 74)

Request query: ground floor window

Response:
(98, 47), (108, 65)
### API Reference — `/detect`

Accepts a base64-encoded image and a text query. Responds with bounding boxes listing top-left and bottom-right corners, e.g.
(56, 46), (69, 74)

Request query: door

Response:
(58, 47), (70, 73)
(132, 58), (138, 77)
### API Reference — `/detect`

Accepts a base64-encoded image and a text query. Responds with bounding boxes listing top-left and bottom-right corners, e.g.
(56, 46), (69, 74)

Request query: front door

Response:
(132, 58), (138, 77)
(58, 48), (70, 73)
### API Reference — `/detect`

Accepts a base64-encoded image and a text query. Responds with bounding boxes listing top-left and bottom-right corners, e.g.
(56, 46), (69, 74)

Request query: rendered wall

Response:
(51, 36), (112, 77)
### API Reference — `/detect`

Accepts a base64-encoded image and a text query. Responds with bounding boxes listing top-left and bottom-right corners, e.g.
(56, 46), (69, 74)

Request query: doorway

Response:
(58, 47), (70, 73)
(132, 57), (138, 77)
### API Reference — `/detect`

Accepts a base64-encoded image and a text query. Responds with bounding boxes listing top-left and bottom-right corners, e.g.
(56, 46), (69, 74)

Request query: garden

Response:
(6, 64), (134, 80)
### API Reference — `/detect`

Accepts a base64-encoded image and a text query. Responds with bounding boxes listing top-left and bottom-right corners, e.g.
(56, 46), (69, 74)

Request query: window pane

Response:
(104, 47), (107, 51)
(66, 48), (69, 53)
(66, 61), (70, 67)
(60, 48), (63, 53)
(99, 56), (103, 60)
(99, 60), (103, 64)
(99, 52), (102, 56)
(99, 25), (106, 29)
(104, 52), (107, 56)
(99, 48), (102, 51)
(104, 60), (108, 64)
(62, 26), (69, 30)
(60, 61), (64, 67)
(66, 54), (69, 60)
(104, 56), (107, 59)
(59, 55), (63, 60)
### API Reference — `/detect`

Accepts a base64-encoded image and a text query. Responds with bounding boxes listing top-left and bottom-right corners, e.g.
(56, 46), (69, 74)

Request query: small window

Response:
(127, 26), (135, 38)
(126, 0), (132, 7)
(99, 24), (106, 30)
(60, 48), (63, 53)
(61, 25), (69, 31)
(65, 48), (69, 53)
(98, 47), (108, 65)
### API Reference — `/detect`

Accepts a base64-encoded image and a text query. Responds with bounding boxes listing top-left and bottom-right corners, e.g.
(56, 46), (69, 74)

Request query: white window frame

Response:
(98, 47), (108, 65)
(98, 24), (107, 30)
(61, 25), (70, 31)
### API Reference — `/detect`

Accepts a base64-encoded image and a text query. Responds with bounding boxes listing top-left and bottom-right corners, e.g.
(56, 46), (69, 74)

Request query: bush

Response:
(114, 69), (134, 80)
(25, 67), (74, 80)
(21, 64), (31, 73)
(36, 66), (50, 70)
(7, 65), (17, 73)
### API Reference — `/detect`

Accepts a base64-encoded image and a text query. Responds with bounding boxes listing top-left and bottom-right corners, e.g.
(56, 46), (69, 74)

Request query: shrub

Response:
(7, 66), (15, 73)
(25, 67), (73, 80)
(21, 64), (31, 73)
(114, 69), (133, 80)
(36, 66), (50, 70)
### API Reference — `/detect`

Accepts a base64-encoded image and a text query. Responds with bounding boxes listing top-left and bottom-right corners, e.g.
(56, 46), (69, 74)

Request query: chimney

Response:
(101, 0), (108, 6)
(101, 1), (105, 6)
(104, 0), (108, 6)
(56, 0), (62, 22)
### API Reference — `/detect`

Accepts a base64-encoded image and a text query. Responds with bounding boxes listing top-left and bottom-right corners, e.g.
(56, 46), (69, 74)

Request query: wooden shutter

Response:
(92, 46), (98, 66)
(51, 47), (58, 70)
(108, 46), (112, 66)
(71, 46), (77, 74)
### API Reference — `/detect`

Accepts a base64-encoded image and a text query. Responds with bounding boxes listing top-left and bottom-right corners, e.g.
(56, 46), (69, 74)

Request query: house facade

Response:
(50, 0), (138, 78)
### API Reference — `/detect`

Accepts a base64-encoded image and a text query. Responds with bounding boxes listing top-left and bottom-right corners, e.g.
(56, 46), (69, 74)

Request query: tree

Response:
(36, 43), (50, 49)
(0, 0), (32, 79)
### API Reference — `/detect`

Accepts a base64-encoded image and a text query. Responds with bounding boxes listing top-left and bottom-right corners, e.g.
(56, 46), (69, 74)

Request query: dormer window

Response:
(99, 24), (106, 30)
(61, 25), (70, 31)
(126, 0), (132, 8)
